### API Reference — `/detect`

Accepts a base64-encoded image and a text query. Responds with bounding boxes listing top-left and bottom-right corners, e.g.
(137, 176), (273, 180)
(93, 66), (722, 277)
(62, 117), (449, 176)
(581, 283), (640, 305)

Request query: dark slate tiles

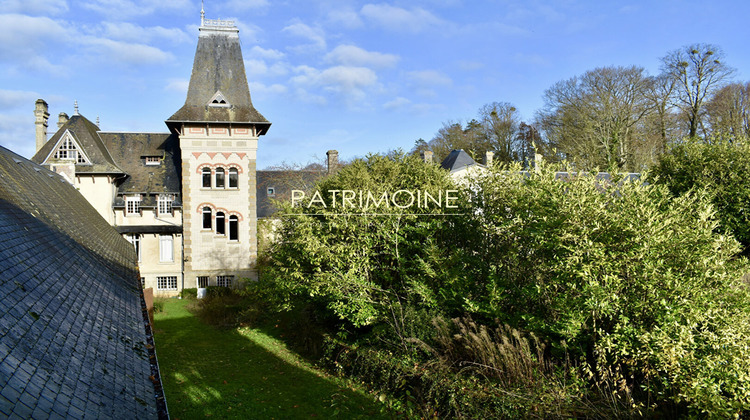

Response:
(0, 146), (164, 418)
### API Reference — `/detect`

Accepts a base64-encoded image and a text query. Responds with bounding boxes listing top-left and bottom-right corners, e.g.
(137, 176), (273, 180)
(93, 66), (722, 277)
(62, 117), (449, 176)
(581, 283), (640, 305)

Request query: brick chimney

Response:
(57, 112), (69, 129)
(420, 150), (433, 164)
(34, 99), (49, 153)
(483, 151), (494, 166)
(326, 150), (339, 174)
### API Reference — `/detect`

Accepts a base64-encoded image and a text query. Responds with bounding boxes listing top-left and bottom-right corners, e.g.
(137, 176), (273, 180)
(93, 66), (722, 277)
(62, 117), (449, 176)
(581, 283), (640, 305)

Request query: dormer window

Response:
(208, 91), (230, 107)
(52, 132), (89, 164)
(145, 156), (161, 166)
(125, 195), (141, 216)
(158, 195), (173, 216)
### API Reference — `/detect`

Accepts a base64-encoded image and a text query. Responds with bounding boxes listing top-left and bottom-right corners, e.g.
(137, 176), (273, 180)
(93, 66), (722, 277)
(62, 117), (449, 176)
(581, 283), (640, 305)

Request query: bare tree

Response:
(661, 43), (735, 139)
(705, 82), (750, 141)
(478, 102), (521, 163)
(537, 66), (655, 171)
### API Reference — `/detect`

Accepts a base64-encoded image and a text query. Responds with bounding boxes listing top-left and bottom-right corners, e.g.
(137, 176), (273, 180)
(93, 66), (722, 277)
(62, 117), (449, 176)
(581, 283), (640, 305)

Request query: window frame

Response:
(145, 156), (161, 166)
(216, 211), (226, 235)
(125, 195), (141, 216)
(159, 234), (174, 263)
(228, 215), (239, 241)
(215, 167), (225, 188)
(157, 195), (173, 216)
(126, 234), (141, 262)
(197, 276), (210, 288)
(157, 276), (178, 291)
(216, 275), (234, 288)
(202, 167), (212, 188)
(228, 168), (238, 188)
(202, 207), (212, 230)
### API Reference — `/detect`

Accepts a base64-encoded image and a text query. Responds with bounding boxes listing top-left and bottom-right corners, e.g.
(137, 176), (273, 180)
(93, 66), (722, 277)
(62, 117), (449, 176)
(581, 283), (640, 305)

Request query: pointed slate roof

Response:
(166, 21), (270, 133)
(440, 149), (481, 173)
(0, 146), (165, 418)
(31, 114), (126, 175)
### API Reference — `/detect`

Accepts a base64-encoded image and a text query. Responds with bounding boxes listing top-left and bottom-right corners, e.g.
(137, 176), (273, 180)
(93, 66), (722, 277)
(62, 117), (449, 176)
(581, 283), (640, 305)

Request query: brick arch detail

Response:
(228, 211), (244, 222)
(196, 202), (216, 213)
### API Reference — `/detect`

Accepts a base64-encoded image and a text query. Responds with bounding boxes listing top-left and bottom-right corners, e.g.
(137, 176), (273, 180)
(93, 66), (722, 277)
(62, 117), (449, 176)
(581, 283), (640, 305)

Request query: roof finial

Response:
(74, 100), (79, 116)
(201, 0), (205, 26)
(96, 116), (100, 127)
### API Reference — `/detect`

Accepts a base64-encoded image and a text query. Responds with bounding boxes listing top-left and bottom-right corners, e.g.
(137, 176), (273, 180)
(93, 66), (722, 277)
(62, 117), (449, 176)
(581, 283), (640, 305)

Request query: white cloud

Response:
(99, 22), (191, 44)
(1, 0), (69, 15)
(383, 97), (411, 110)
(165, 78), (189, 94)
(407, 70), (452, 86)
(292, 65), (378, 104)
(248, 46), (285, 61)
(0, 89), (40, 110)
(0, 114), (35, 159)
(325, 45), (399, 69)
(0, 14), (72, 73)
(224, 0), (269, 10)
(249, 82), (288, 96)
(85, 38), (174, 64)
(327, 8), (363, 29)
(82, 0), (192, 19)
(360, 3), (443, 32)
(282, 22), (326, 51)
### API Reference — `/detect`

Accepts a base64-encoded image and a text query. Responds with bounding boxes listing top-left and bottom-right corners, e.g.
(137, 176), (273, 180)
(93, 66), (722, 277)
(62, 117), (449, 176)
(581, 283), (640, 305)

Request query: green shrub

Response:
(180, 288), (197, 299)
(464, 163), (750, 416)
(152, 298), (166, 314)
(650, 137), (750, 252)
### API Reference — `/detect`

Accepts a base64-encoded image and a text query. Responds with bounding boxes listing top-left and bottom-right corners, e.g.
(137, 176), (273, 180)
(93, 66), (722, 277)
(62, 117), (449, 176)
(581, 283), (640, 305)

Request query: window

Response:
(228, 168), (238, 188)
(157, 276), (177, 291)
(125, 196), (141, 216)
(202, 167), (211, 188)
(197, 276), (209, 288)
(54, 134), (87, 164)
(215, 167), (225, 188)
(216, 212), (226, 235)
(229, 215), (239, 241)
(217, 275), (234, 288)
(267, 187), (275, 196)
(145, 156), (161, 165)
(126, 234), (141, 261)
(159, 235), (174, 263)
(202, 207), (212, 229)
(158, 195), (173, 216)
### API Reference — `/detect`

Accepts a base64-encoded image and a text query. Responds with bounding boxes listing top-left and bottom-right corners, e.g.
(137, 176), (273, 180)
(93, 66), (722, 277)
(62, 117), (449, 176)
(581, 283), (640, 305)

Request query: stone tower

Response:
(166, 16), (270, 287)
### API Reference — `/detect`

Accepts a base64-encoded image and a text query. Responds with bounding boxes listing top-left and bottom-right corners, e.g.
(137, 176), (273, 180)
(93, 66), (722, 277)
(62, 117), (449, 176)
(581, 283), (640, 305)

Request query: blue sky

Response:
(1, 0), (749, 168)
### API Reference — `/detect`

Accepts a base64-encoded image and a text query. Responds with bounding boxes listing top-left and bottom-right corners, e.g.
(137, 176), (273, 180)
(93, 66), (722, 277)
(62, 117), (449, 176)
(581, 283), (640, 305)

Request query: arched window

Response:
(215, 167), (225, 188)
(202, 167), (211, 188)
(229, 215), (239, 241)
(216, 212), (226, 235)
(202, 207), (212, 229)
(228, 168), (238, 188)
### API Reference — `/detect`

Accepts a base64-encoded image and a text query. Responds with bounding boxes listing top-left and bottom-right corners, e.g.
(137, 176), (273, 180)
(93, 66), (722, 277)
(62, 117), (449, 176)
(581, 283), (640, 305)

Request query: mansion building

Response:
(32, 16), (269, 296)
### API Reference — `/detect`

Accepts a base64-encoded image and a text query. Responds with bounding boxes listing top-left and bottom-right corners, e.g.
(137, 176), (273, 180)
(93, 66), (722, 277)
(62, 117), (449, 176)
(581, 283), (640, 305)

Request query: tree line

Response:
(414, 43), (749, 172)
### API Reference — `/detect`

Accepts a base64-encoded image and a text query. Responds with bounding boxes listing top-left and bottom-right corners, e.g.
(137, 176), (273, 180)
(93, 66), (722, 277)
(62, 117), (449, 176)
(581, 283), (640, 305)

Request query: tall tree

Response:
(478, 102), (521, 163)
(705, 82), (750, 140)
(661, 43), (735, 139)
(537, 66), (654, 171)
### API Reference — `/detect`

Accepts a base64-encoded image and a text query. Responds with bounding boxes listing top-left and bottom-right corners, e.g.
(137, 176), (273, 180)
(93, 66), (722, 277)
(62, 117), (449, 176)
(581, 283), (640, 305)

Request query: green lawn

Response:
(153, 299), (388, 419)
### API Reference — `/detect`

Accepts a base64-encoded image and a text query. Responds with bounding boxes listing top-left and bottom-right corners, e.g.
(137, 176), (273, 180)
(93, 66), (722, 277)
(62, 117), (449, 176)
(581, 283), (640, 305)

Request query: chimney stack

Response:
(421, 150), (433, 164)
(34, 99), (49, 153)
(483, 151), (494, 166)
(326, 150), (339, 174)
(57, 112), (69, 129)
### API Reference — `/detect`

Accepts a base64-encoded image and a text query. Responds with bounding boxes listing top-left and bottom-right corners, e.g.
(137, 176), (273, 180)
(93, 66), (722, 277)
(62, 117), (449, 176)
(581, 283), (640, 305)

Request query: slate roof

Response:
(31, 114), (125, 175)
(0, 146), (165, 418)
(166, 24), (270, 134)
(440, 149), (482, 173)
(257, 170), (326, 218)
(98, 132), (182, 209)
